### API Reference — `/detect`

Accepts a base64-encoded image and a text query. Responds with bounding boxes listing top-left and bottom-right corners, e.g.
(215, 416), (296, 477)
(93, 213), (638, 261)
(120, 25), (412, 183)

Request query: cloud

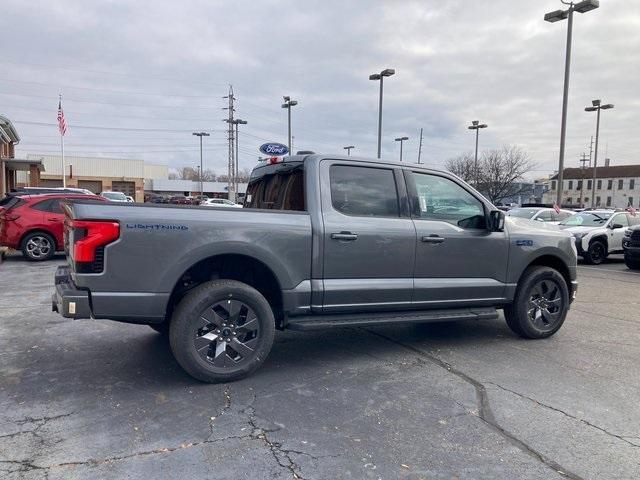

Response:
(2, 0), (638, 178)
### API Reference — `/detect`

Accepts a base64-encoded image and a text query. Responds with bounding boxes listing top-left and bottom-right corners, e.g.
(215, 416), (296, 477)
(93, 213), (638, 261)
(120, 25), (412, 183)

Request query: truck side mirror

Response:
(611, 223), (624, 229)
(489, 210), (505, 232)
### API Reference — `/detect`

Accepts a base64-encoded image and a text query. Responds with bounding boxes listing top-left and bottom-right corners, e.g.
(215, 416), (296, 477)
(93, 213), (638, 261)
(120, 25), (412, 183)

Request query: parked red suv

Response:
(0, 193), (106, 261)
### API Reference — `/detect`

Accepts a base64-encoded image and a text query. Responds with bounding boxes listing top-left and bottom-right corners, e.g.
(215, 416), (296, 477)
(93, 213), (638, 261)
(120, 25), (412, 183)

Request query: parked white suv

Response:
(559, 210), (640, 264)
(507, 207), (574, 225)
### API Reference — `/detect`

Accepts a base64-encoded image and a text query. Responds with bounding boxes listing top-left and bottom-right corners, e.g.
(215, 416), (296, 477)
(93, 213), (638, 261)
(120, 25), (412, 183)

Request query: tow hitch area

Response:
(52, 266), (92, 319)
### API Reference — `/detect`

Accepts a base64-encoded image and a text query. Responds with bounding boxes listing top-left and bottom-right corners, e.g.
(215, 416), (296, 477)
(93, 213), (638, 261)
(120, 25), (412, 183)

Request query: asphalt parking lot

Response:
(1, 253), (639, 480)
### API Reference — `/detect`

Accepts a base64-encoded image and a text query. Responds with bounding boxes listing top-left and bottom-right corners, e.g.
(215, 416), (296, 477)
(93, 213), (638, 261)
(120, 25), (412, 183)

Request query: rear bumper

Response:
(52, 266), (93, 319)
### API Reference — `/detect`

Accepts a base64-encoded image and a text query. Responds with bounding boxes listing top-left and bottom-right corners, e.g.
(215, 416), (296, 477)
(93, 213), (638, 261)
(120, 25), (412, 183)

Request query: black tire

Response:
(503, 266), (569, 339)
(21, 231), (56, 261)
(624, 255), (640, 270)
(583, 240), (607, 265)
(169, 279), (275, 383)
(149, 322), (169, 334)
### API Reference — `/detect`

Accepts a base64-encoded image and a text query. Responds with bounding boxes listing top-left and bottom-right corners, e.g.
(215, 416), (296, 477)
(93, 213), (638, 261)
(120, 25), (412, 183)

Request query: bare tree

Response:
(236, 168), (251, 183)
(200, 169), (217, 182)
(444, 152), (475, 183)
(177, 167), (199, 181)
(479, 145), (535, 203)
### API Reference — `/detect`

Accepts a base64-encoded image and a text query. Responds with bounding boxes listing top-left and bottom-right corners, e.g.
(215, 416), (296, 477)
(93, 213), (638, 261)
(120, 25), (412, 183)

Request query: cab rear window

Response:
(245, 166), (305, 211)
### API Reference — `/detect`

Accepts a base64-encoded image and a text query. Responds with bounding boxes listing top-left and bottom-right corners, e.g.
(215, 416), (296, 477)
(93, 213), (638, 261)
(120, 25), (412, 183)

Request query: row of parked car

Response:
(144, 193), (242, 208)
(0, 187), (242, 261)
(503, 205), (640, 269)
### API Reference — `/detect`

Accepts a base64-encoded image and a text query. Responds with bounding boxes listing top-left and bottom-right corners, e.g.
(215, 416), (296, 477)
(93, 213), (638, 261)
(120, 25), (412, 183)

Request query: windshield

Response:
(102, 192), (127, 200)
(560, 212), (612, 226)
(506, 208), (538, 219)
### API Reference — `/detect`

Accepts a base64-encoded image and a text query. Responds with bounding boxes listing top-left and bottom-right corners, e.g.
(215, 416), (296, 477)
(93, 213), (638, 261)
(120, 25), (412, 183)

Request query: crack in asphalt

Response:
(364, 329), (586, 480)
(487, 382), (640, 448)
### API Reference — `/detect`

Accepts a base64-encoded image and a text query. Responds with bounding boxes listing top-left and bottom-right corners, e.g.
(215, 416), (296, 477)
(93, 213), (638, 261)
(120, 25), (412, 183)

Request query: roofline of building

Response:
(0, 115), (20, 144)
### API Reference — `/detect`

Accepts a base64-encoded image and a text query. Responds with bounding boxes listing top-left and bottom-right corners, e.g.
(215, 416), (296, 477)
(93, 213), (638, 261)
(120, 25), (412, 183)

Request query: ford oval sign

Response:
(259, 142), (289, 156)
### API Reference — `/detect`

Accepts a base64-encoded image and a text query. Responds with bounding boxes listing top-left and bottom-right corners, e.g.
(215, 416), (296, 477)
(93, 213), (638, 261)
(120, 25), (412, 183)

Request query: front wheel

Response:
(504, 266), (569, 339)
(624, 255), (640, 270)
(169, 279), (275, 383)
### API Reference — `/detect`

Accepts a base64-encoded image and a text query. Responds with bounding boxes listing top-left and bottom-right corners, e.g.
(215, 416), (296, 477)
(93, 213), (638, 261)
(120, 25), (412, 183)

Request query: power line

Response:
(13, 120), (220, 133)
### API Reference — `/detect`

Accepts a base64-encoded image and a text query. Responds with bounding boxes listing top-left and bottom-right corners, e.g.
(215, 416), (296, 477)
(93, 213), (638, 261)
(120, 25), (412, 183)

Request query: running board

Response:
(285, 307), (499, 331)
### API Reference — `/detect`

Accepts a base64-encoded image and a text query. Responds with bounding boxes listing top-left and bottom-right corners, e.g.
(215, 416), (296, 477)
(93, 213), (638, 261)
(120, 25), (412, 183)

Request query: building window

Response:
(631, 179), (635, 190)
(597, 179), (602, 190)
(596, 196), (601, 206)
(587, 179), (592, 190)
(566, 198), (572, 204)
(629, 197), (634, 207)
(568, 180), (573, 190)
(577, 180), (582, 190)
(608, 180), (613, 190)
(551, 180), (557, 191)
(585, 197), (589, 203)
(618, 179), (624, 190)
(606, 196), (612, 206)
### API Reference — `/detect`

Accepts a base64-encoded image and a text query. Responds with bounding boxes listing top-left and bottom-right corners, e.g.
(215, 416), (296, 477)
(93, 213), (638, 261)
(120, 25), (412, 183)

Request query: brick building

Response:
(544, 163), (640, 208)
(1, 115), (43, 197)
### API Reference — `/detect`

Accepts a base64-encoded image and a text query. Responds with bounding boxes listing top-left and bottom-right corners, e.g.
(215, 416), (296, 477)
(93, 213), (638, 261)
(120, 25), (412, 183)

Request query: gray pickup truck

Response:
(53, 154), (578, 382)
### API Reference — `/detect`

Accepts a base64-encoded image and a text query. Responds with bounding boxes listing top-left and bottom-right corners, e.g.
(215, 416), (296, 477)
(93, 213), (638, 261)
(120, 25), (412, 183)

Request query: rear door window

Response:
(329, 165), (399, 217)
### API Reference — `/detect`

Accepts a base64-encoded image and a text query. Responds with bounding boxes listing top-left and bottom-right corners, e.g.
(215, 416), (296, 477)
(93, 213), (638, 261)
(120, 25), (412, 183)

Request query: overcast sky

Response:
(2, 0), (639, 179)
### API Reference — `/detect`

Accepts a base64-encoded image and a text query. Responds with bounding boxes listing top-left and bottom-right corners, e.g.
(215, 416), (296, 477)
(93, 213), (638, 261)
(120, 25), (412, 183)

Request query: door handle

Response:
(331, 232), (358, 241)
(421, 234), (445, 244)
(47, 218), (58, 222)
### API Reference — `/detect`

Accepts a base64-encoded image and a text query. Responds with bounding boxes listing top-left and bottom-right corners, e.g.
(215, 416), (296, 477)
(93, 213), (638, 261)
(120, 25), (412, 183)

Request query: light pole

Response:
(369, 68), (395, 158)
(192, 132), (210, 196)
(585, 99), (613, 208)
(343, 146), (355, 156)
(395, 136), (409, 162)
(545, 0), (599, 206)
(232, 119), (247, 199)
(281, 96), (297, 155)
(468, 120), (487, 186)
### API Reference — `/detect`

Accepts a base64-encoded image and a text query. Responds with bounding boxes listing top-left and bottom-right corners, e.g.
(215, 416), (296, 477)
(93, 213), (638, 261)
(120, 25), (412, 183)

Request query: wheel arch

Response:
(165, 253), (284, 328)
(19, 229), (58, 251)
(588, 233), (608, 251)
(522, 254), (572, 294)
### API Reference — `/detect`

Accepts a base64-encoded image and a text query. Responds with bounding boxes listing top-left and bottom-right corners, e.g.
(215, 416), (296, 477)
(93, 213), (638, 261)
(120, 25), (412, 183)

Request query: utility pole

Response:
(579, 152), (589, 207)
(192, 132), (210, 196)
(544, 0), (600, 207)
(585, 99), (614, 208)
(223, 86), (236, 202)
(232, 119), (247, 199)
(588, 135), (594, 167)
(417, 127), (423, 164)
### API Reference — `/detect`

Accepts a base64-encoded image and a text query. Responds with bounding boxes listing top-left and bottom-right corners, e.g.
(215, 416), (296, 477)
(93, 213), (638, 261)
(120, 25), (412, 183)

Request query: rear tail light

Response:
(67, 219), (119, 273)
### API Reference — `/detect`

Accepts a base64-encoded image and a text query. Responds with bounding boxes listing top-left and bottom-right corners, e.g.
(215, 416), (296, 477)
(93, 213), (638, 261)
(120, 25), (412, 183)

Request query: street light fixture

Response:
(369, 68), (395, 159)
(232, 119), (247, 197)
(585, 99), (613, 208)
(544, 0), (599, 206)
(343, 145), (355, 156)
(395, 136), (409, 162)
(192, 132), (210, 196)
(281, 96), (298, 156)
(468, 120), (487, 186)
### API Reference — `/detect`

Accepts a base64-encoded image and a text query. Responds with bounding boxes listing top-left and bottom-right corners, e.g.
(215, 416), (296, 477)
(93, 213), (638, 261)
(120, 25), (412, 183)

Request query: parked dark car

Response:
(623, 224), (640, 270)
(53, 154), (577, 383)
(0, 193), (106, 261)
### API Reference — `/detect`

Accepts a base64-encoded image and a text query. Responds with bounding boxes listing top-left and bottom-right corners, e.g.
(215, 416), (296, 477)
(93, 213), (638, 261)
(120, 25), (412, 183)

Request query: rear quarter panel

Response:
(67, 203), (313, 295)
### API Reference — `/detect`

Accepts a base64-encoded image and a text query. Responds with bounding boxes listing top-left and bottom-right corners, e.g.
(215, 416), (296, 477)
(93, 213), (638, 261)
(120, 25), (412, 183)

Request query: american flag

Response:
(627, 206), (637, 217)
(553, 202), (561, 214)
(57, 99), (67, 136)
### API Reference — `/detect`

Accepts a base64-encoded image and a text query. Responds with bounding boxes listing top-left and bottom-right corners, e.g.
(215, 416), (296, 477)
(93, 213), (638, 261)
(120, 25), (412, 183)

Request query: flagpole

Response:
(60, 94), (66, 187)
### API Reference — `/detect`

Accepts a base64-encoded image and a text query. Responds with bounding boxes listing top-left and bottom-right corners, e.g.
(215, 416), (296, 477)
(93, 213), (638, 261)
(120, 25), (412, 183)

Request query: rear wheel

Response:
(169, 279), (275, 383)
(624, 255), (640, 270)
(584, 240), (607, 265)
(21, 232), (55, 261)
(504, 266), (569, 339)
